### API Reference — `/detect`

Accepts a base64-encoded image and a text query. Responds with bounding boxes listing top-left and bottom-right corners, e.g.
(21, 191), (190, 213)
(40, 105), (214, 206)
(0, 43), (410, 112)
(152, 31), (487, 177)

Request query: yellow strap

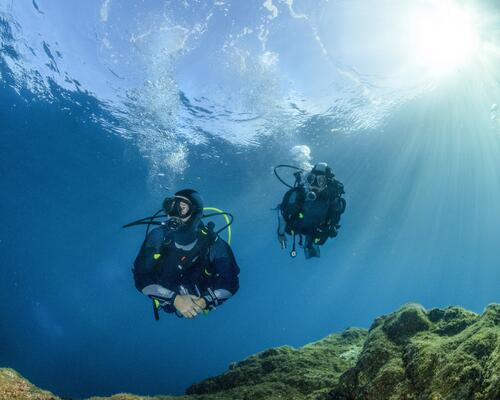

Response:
(203, 207), (232, 245)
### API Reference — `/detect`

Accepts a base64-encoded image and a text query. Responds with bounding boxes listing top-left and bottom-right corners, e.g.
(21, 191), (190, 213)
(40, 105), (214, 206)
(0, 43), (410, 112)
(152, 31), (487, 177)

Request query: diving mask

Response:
(163, 196), (197, 219)
(306, 173), (327, 189)
(163, 196), (201, 232)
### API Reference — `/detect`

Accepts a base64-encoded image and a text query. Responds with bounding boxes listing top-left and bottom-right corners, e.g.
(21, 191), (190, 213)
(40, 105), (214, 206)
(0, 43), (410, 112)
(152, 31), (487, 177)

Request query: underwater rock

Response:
(2, 304), (499, 400)
(330, 303), (500, 400)
(185, 327), (367, 400)
(0, 368), (59, 400)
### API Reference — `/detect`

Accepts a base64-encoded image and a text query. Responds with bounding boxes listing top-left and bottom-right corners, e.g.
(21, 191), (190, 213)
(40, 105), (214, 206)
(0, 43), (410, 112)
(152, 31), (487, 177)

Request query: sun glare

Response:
(410, 1), (480, 75)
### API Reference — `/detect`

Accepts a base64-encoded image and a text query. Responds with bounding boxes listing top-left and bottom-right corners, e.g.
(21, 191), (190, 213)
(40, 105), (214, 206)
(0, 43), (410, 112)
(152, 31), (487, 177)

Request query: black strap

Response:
(290, 232), (297, 258)
(153, 301), (160, 321)
(149, 294), (176, 321)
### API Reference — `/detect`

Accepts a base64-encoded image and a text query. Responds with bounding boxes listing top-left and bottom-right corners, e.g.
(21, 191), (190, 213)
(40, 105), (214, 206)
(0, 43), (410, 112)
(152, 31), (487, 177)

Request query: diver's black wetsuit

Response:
(279, 179), (345, 255)
(133, 225), (239, 313)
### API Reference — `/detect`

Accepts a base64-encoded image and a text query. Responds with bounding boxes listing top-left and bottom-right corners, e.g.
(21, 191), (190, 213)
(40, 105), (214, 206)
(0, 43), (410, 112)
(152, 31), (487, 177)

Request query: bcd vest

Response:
(153, 228), (216, 285)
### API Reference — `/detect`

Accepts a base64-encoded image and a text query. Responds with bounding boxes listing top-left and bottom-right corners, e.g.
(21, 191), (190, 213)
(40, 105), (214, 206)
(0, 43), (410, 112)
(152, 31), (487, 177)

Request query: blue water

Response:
(1, 0), (500, 398)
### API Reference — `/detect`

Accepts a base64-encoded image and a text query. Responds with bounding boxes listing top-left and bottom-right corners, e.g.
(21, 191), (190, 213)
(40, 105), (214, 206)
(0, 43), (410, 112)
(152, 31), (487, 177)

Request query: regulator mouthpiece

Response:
(306, 191), (317, 201)
(165, 217), (184, 231)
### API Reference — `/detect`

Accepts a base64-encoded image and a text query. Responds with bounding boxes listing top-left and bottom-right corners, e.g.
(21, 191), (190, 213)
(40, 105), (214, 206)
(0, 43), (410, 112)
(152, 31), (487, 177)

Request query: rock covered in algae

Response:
(329, 303), (500, 400)
(185, 327), (367, 400)
(0, 368), (59, 400)
(89, 328), (367, 400)
(2, 303), (499, 400)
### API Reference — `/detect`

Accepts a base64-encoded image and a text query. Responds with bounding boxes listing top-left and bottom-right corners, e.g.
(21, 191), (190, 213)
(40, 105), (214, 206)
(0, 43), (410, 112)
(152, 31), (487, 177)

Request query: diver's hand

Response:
(192, 297), (207, 310)
(174, 295), (204, 319)
(278, 233), (287, 249)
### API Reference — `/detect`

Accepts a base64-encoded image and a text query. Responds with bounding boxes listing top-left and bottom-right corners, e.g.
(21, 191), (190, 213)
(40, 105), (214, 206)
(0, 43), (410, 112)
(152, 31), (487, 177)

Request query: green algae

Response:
(2, 303), (499, 400)
(185, 327), (368, 400)
(330, 303), (500, 400)
(0, 368), (59, 400)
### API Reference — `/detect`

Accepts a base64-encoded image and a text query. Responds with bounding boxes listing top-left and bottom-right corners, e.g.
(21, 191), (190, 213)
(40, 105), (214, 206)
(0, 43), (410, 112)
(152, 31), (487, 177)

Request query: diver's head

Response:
(305, 162), (334, 200)
(163, 189), (204, 242)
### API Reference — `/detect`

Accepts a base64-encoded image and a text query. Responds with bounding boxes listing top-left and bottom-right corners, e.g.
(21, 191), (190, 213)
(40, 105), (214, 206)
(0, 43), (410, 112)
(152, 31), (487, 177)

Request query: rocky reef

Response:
(330, 304), (500, 400)
(0, 368), (58, 400)
(2, 303), (499, 400)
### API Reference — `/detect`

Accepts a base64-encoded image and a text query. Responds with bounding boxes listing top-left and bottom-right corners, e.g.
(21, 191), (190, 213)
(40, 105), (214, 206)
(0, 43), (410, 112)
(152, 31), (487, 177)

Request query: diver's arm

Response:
(277, 189), (298, 246)
(141, 284), (177, 309)
(201, 240), (240, 310)
(277, 212), (287, 248)
(277, 212), (287, 236)
(325, 180), (346, 236)
(132, 227), (164, 291)
(132, 227), (178, 312)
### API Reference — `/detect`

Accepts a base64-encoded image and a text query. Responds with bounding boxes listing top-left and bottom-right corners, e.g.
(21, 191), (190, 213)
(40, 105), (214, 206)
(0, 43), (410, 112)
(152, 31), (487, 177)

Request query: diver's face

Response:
(178, 201), (190, 218)
(176, 196), (193, 222)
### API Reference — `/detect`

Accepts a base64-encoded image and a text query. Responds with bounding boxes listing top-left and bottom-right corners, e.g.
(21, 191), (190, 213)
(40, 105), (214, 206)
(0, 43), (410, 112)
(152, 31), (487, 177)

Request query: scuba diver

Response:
(275, 162), (346, 259)
(124, 189), (239, 319)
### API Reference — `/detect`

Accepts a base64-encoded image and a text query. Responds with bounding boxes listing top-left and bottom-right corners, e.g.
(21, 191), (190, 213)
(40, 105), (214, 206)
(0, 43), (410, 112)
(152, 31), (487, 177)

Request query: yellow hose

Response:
(203, 207), (232, 245)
